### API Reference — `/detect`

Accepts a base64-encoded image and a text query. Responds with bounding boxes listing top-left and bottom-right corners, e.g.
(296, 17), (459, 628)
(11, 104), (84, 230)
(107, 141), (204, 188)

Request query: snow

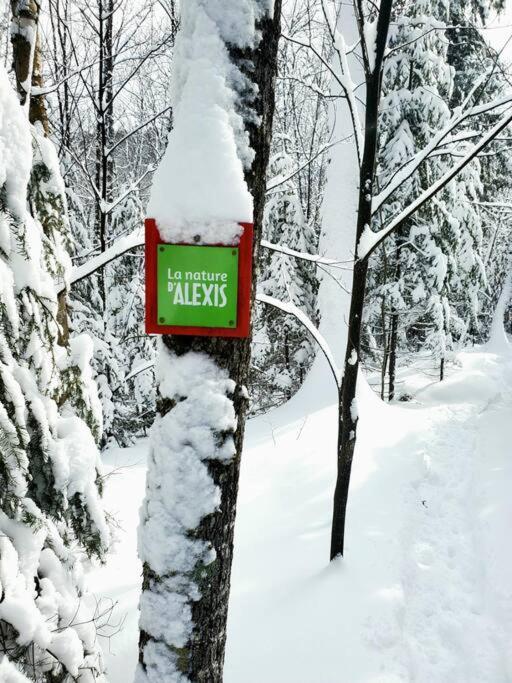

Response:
(147, 0), (255, 240)
(0, 67), (32, 219)
(363, 19), (378, 72)
(0, 657), (31, 683)
(139, 351), (236, 578)
(57, 415), (110, 547)
(226, 341), (512, 682)
(89, 333), (512, 683)
(87, 444), (147, 683)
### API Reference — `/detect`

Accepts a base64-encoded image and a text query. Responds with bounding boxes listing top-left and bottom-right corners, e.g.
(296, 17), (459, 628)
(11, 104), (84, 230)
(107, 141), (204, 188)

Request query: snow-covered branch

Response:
(257, 292), (341, 388)
(266, 138), (346, 192)
(372, 93), (512, 214)
(65, 227), (144, 290)
(63, 233), (347, 294)
(361, 104), (512, 259)
(261, 240), (351, 267)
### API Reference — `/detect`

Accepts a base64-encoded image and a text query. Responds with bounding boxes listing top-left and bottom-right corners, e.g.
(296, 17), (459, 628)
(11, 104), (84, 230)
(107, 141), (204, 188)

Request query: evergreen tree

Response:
(364, 0), (503, 395)
(254, 150), (319, 410)
(0, 24), (109, 683)
(447, 0), (512, 341)
(250, 0), (329, 412)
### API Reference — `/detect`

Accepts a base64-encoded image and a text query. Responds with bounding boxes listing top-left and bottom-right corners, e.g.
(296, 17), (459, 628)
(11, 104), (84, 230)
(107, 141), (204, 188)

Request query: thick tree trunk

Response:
(138, 4), (282, 681)
(330, 0), (393, 560)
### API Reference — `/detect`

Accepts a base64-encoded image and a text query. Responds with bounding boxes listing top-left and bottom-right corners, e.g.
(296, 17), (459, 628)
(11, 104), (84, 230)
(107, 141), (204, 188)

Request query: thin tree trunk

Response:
(138, 4), (282, 681)
(388, 309), (398, 400)
(380, 299), (389, 400)
(388, 236), (401, 401)
(330, 0), (393, 560)
(95, 0), (114, 313)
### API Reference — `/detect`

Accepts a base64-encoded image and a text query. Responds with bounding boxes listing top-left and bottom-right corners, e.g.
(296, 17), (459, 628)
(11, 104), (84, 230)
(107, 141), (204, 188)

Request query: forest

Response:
(1, 0), (512, 681)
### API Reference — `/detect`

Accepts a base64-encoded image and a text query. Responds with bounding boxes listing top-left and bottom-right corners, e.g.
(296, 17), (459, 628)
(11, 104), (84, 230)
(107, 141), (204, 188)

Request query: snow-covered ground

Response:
(89, 340), (512, 683)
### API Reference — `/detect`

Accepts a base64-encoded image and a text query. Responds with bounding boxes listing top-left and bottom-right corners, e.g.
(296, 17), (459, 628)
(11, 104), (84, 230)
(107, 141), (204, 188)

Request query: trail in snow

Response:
(89, 344), (512, 683)
(397, 403), (506, 682)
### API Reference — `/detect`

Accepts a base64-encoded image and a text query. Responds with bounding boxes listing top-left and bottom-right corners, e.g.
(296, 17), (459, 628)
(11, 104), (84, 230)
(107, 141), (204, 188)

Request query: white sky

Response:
(487, 0), (512, 67)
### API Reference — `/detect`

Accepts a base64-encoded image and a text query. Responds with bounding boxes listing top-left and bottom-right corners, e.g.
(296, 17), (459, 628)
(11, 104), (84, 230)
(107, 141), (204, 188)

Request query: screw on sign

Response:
(145, 219), (253, 338)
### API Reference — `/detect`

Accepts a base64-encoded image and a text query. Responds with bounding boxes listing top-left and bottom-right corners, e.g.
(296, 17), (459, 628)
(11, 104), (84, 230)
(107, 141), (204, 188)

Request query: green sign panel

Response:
(157, 244), (239, 328)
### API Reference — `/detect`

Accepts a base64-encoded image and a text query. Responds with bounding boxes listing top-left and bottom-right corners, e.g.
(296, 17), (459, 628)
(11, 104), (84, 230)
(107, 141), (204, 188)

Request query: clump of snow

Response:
(57, 416), (111, 547)
(357, 223), (378, 259)
(148, 0), (255, 241)
(0, 657), (31, 683)
(160, 220), (244, 247)
(363, 19), (378, 72)
(0, 68), (32, 219)
(488, 273), (511, 353)
(67, 333), (104, 433)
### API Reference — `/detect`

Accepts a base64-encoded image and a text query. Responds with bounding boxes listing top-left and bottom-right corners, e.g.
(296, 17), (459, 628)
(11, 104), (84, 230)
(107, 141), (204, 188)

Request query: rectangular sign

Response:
(145, 219), (253, 338)
(157, 244), (239, 328)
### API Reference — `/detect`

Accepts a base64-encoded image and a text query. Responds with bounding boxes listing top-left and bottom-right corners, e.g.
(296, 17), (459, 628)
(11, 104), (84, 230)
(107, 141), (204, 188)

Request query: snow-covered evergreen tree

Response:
(0, 60), (109, 681)
(364, 0), (502, 394)
(254, 150), (319, 410)
(447, 0), (512, 341)
(250, 0), (329, 412)
(71, 189), (155, 447)
(366, 0), (454, 390)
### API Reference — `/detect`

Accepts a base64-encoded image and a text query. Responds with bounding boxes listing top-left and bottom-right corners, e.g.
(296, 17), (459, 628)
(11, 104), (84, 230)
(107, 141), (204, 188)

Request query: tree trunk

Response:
(388, 309), (398, 400)
(330, 0), (393, 560)
(95, 0), (115, 313)
(11, 0), (49, 132)
(11, 0), (72, 350)
(10, 0), (38, 106)
(138, 4), (282, 681)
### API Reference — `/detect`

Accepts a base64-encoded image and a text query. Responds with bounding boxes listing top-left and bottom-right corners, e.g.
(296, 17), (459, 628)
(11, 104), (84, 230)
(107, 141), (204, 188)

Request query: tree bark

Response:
(388, 308), (398, 400)
(138, 4), (282, 681)
(11, 1), (72, 349)
(330, 0), (393, 560)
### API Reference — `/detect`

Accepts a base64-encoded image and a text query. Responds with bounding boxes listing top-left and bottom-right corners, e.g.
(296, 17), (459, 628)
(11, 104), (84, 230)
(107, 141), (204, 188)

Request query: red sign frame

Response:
(145, 218), (253, 337)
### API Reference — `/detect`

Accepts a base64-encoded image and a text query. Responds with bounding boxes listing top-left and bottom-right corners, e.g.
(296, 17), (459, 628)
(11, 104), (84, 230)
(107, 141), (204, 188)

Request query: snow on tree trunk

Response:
(488, 273), (511, 352)
(136, 1), (281, 681)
